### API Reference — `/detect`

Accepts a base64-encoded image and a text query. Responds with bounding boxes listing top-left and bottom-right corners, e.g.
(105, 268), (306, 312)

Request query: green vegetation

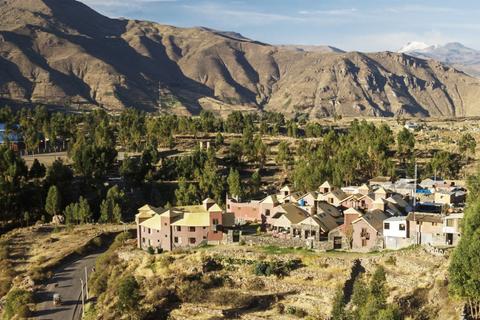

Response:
(2, 289), (33, 320)
(449, 169), (480, 319)
(331, 265), (401, 320)
(117, 275), (140, 312)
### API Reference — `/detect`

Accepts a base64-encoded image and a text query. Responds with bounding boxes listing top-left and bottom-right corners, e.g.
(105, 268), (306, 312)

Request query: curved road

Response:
(33, 252), (101, 320)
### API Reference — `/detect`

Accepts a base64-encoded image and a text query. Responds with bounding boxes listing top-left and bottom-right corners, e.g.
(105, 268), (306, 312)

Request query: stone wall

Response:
(241, 234), (333, 251)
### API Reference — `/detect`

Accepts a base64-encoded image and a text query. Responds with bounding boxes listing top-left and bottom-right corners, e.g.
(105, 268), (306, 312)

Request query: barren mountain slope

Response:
(0, 0), (480, 117)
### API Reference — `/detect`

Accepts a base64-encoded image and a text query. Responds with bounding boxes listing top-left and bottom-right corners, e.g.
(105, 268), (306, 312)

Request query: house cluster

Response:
(135, 176), (466, 253)
(135, 198), (234, 252)
(227, 177), (466, 252)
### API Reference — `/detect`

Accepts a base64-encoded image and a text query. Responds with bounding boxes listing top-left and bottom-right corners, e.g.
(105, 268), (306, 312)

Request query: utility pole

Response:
(80, 278), (85, 318)
(85, 266), (89, 300)
(413, 163), (418, 244)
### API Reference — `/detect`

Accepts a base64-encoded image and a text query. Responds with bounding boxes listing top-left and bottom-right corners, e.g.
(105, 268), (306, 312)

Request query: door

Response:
(446, 233), (453, 245)
(333, 237), (342, 249)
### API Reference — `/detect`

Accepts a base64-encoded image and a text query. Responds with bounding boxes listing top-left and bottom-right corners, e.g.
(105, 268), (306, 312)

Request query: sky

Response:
(80, 0), (480, 52)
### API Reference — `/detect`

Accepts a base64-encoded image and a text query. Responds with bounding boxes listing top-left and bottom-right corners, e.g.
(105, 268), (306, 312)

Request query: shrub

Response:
(2, 289), (33, 320)
(92, 237), (103, 247)
(253, 259), (301, 278)
(175, 280), (206, 303)
(117, 275), (140, 312)
(385, 256), (397, 266)
(29, 267), (49, 283)
(147, 246), (155, 255)
(202, 256), (223, 273)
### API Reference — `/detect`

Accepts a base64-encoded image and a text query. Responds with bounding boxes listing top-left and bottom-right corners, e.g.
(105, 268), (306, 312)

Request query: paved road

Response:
(33, 252), (101, 320)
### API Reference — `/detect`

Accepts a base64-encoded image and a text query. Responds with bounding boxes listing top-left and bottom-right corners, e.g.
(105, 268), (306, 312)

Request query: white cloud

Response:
(182, 3), (305, 25)
(298, 8), (358, 16)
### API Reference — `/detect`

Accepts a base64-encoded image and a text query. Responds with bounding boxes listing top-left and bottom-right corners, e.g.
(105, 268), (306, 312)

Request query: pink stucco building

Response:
(136, 198), (233, 252)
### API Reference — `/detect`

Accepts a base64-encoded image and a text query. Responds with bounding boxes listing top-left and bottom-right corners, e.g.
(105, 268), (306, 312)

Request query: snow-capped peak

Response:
(398, 41), (431, 53)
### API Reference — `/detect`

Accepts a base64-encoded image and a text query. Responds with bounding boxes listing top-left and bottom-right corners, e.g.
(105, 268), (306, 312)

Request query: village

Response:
(136, 175), (466, 254)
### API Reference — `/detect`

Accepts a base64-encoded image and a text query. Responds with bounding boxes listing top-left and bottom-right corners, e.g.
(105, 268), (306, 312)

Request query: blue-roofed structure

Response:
(0, 123), (23, 145)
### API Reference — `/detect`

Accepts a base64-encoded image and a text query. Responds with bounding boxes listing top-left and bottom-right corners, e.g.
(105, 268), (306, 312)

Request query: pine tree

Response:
(227, 168), (242, 199)
(45, 185), (61, 217)
(250, 171), (261, 195)
(28, 159), (46, 180)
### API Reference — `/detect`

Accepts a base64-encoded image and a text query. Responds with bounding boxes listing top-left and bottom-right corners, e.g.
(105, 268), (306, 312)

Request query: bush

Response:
(202, 256), (223, 273)
(253, 259), (301, 278)
(117, 275), (140, 312)
(175, 280), (206, 303)
(2, 289), (33, 320)
(147, 246), (155, 255)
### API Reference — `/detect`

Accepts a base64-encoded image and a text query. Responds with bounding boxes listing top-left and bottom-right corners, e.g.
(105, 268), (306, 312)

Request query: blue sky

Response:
(80, 0), (480, 52)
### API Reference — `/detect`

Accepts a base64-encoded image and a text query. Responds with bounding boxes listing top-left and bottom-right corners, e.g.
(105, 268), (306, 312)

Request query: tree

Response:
(276, 141), (292, 171)
(99, 186), (124, 223)
(117, 275), (140, 312)
(449, 190), (480, 318)
(45, 185), (61, 217)
(46, 159), (73, 190)
(250, 171), (261, 195)
(215, 132), (224, 146)
(397, 128), (415, 164)
(77, 196), (92, 223)
(175, 177), (198, 206)
(227, 168), (242, 199)
(458, 133), (476, 159)
(29, 159), (46, 180)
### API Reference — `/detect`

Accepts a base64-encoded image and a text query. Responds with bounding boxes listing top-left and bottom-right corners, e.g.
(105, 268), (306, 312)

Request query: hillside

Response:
(1, 0), (480, 117)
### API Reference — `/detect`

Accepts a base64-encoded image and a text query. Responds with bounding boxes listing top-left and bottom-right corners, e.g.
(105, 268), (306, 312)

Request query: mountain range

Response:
(399, 42), (480, 78)
(1, 0), (480, 117)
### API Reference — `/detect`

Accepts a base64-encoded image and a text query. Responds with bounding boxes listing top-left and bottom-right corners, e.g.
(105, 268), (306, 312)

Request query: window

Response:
(329, 198), (334, 204)
(203, 227), (207, 229)
(399, 224), (406, 231)
(174, 237), (179, 243)
(164, 223), (167, 226)
(362, 239), (367, 247)
(142, 237), (145, 243)
(158, 239), (160, 242)
(432, 222), (437, 226)
(176, 226), (181, 232)
(446, 219), (454, 227)
(213, 218), (219, 225)
(384, 223), (390, 230)
(265, 209), (270, 216)
(189, 237), (196, 244)
(148, 228), (151, 234)
(189, 227), (196, 232)
(227, 204), (230, 209)
(165, 235), (167, 238)
(203, 236), (207, 239)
